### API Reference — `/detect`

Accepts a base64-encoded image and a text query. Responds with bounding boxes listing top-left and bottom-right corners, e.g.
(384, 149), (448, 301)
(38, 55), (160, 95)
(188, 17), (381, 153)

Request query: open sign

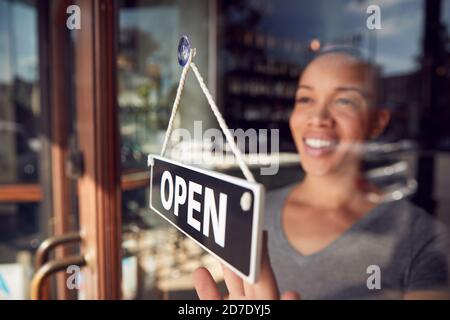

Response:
(148, 155), (265, 283)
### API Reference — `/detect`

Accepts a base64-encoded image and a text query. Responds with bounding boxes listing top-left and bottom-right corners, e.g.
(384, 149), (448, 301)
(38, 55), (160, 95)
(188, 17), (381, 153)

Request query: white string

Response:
(159, 49), (256, 183)
(190, 63), (255, 183)
(160, 49), (194, 157)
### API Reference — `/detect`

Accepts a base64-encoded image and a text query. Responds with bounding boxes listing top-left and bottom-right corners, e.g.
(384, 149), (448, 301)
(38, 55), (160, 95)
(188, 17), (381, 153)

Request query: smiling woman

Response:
(290, 50), (390, 176)
(193, 48), (450, 300)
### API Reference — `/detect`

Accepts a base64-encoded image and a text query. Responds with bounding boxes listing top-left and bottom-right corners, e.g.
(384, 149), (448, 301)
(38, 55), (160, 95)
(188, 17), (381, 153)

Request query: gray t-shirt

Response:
(264, 184), (450, 299)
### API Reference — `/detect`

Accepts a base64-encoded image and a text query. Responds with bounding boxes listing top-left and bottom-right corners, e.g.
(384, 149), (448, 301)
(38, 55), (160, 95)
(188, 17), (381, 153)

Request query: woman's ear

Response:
(369, 108), (391, 139)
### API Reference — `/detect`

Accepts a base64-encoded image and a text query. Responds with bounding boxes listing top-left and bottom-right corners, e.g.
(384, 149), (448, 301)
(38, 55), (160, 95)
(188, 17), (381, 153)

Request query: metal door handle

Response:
(31, 232), (83, 300)
(35, 232), (82, 269)
(31, 255), (86, 300)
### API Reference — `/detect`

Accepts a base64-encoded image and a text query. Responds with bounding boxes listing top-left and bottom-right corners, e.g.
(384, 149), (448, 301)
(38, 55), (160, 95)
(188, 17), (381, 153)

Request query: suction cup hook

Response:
(177, 35), (191, 67)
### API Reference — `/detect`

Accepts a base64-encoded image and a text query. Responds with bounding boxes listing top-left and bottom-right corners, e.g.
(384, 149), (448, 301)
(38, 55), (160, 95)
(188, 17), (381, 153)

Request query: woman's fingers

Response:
(247, 231), (279, 300)
(281, 291), (300, 300)
(193, 232), (293, 301)
(221, 264), (245, 298)
(193, 267), (222, 300)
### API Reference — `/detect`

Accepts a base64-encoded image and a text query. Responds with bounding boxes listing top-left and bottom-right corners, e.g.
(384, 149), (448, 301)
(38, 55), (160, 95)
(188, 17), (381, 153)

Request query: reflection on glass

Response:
(116, 0), (450, 299)
(118, 2), (182, 171)
(0, 0), (42, 300)
(0, 0), (40, 184)
(118, 0), (218, 300)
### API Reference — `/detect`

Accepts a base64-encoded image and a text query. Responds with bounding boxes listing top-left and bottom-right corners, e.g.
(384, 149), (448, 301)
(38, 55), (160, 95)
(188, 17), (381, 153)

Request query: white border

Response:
(147, 154), (265, 284)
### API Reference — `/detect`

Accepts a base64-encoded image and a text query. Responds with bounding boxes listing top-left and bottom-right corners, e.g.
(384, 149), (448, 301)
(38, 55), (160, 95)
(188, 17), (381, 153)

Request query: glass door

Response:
(0, 0), (81, 300)
(0, 0), (51, 300)
(116, 0), (224, 300)
(1, 0), (123, 300)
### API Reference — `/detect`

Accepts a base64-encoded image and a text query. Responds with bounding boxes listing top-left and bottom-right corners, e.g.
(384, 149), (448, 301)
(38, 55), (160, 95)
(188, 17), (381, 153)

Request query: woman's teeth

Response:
(304, 138), (337, 149)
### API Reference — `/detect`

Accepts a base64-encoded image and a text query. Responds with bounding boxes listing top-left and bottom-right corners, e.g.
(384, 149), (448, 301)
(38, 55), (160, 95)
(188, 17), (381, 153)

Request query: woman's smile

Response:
(302, 133), (339, 157)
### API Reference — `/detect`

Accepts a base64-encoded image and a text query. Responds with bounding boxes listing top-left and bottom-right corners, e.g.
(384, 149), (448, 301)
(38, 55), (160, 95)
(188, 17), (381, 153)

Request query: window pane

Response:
(0, 0), (42, 299)
(117, 0), (450, 300)
(118, 0), (218, 300)
(0, 0), (40, 184)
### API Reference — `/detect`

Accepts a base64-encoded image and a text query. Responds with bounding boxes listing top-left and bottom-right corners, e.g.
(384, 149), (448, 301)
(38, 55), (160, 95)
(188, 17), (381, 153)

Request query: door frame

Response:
(74, 0), (122, 299)
(43, 0), (122, 300)
(48, 0), (77, 300)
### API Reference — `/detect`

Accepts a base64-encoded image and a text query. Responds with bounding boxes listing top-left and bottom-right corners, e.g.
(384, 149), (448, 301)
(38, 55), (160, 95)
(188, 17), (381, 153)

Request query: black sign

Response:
(148, 155), (265, 283)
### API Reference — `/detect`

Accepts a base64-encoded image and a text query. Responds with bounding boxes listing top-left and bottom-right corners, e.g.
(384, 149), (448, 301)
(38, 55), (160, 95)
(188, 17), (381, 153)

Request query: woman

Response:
(193, 50), (450, 299)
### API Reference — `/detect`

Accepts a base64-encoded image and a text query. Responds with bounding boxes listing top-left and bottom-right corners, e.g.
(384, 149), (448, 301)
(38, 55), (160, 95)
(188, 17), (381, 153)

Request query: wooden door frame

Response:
(74, 0), (122, 299)
(47, 0), (77, 300)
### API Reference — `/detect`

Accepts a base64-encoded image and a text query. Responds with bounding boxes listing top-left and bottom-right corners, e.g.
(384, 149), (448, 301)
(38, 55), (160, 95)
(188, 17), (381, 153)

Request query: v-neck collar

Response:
(271, 184), (393, 262)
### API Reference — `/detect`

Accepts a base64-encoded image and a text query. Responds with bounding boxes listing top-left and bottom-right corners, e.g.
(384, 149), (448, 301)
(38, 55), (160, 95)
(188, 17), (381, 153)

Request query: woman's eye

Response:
(296, 96), (313, 105)
(335, 98), (358, 107)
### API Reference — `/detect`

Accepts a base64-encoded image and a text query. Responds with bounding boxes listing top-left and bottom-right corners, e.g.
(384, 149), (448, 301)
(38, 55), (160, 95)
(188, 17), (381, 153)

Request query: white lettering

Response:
(203, 187), (227, 247)
(174, 175), (187, 216)
(187, 181), (202, 231)
(159, 171), (230, 247)
(160, 171), (173, 210)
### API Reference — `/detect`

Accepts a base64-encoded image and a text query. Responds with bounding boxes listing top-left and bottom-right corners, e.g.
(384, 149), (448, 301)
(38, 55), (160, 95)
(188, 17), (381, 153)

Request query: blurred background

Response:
(0, 0), (450, 299)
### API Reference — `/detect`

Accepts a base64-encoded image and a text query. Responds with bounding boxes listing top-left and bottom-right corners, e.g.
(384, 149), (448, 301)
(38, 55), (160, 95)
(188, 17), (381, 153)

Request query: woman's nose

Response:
(307, 103), (334, 128)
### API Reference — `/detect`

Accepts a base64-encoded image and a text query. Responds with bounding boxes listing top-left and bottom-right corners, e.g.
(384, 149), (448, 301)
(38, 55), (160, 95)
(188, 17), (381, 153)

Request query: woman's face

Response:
(289, 53), (389, 176)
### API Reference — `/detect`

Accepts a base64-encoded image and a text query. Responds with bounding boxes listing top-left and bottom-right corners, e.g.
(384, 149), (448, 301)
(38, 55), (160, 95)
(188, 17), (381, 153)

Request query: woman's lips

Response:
(302, 137), (338, 157)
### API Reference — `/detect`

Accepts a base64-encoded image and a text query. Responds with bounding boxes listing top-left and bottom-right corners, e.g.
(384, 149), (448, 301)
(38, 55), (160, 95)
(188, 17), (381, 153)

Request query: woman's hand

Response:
(193, 232), (299, 300)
